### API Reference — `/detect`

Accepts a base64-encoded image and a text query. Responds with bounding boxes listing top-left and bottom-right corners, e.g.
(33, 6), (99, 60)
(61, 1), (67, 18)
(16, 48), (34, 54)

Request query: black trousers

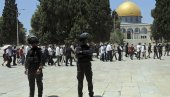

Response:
(113, 52), (117, 60)
(48, 55), (54, 65)
(7, 56), (12, 67)
(137, 51), (141, 60)
(101, 53), (105, 61)
(125, 50), (129, 57)
(28, 72), (43, 97)
(158, 51), (162, 59)
(104, 52), (107, 61)
(13, 55), (17, 65)
(66, 56), (72, 66)
(107, 51), (113, 61)
(154, 51), (158, 59)
(77, 62), (94, 97)
(54, 55), (60, 66)
(118, 52), (122, 61)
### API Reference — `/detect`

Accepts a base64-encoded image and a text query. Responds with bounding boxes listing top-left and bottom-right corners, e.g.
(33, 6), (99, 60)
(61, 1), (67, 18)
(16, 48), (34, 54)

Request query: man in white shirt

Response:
(106, 43), (113, 61)
(136, 43), (142, 60)
(25, 45), (31, 57)
(100, 44), (105, 61)
(48, 46), (54, 65)
(141, 43), (147, 59)
(103, 44), (107, 61)
(6, 46), (12, 68)
(117, 44), (123, 61)
(59, 46), (65, 65)
(54, 46), (61, 66)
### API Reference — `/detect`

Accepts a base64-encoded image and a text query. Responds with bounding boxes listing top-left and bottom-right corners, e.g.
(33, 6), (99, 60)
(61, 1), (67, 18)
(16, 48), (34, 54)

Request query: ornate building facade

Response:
(116, 1), (152, 44)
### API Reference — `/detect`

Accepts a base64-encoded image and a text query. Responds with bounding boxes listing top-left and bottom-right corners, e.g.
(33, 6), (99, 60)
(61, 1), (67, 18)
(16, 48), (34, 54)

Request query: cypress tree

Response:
(87, 0), (113, 42)
(2, 0), (18, 44)
(0, 17), (3, 45)
(31, 0), (71, 44)
(152, 0), (170, 41)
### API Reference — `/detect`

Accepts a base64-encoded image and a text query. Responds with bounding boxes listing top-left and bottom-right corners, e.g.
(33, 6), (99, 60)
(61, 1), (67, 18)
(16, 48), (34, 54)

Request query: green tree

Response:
(110, 10), (123, 44)
(0, 17), (3, 34)
(31, 0), (113, 44)
(31, 0), (71, 44)
(31, 8), (41, 38)
(18, 22), (26, 44)
(110, 29), (124, 44)
(1, 0), (18, 44)
(0, 17), (3, 45)
(1, 0), (26, 45)
(152, 0), (170, 41)
(87, 0), (113, 43)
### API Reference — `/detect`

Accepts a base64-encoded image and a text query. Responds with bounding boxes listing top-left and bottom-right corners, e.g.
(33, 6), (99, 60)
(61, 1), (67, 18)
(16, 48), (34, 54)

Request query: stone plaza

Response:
(0, 54), (170, 97)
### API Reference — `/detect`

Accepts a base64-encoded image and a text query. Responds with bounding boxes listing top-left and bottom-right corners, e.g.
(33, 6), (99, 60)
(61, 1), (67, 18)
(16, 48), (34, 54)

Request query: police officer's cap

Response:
(27, 36), (39, 44)
(79, 32), (90, 41)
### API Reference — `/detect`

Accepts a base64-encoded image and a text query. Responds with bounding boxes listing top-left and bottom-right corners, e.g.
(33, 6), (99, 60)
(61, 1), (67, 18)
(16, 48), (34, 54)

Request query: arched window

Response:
(140, 27), (147, 34)
(127, 28), (133, 39)
(127, 28), (133, 33)
(135, 28), (140, 33)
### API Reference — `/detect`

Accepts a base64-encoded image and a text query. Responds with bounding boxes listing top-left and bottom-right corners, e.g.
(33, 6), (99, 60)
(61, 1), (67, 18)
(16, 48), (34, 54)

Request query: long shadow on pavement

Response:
(48, 95), (59, 97)
(94, 96), (102, 97)
(9, 67), (17, 68)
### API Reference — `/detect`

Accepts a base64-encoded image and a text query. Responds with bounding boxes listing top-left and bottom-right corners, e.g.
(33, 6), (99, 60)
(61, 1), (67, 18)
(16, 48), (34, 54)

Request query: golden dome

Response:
(116, 1), (141, 16)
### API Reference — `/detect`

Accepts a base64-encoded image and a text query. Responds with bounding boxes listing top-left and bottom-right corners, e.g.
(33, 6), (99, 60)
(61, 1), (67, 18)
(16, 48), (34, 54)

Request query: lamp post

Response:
(16, 13), (19, 46)
(16, 9), (25, 46)
(6, 7), (25, 46)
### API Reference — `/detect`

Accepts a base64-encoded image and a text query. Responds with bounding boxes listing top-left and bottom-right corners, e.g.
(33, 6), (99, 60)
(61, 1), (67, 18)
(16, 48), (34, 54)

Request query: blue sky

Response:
(0, 0), (156, 33)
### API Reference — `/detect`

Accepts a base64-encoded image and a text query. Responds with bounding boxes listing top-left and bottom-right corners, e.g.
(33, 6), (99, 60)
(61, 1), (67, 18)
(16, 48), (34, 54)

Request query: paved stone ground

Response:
(0, 53), (170, 97)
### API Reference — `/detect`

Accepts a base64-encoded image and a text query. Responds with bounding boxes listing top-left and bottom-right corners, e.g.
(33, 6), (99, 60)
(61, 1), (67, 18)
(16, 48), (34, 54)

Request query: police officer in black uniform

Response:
(117, 44), (122, 61)
(76, 33), (94, 97)
(25, 36), (43, 97)
(153, 44), (158, 59)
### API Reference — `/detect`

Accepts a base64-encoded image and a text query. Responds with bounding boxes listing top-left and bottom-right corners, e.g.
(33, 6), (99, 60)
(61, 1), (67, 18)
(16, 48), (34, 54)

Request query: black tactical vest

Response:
(77, 45), (92, 62)
(27, 47), (42, 70)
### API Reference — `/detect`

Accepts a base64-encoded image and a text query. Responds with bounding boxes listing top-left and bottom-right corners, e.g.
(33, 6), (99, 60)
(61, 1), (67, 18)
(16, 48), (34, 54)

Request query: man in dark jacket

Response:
(6, 46), (12, 68)
(147, 43), (152, 58)
(158, 44), (163, 60)
(12, 45), (17, 66)
(125, 43), (129, 57)
(117, 44), (123, 61)
(164, 43), (169, 56)
(65, 45), (74, 66)
(76, 33), (94, 97)
(153, 44), (158, 59)
(25, 36), (43, 97)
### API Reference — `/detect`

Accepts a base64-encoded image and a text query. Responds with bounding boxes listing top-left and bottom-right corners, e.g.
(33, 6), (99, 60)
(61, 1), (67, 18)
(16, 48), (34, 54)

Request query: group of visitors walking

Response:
(98, 42), (170, 62)
(2, 45), (26, 68)
(2, 44), (78, 68)
(41, 44), (75, 66)
(2, 42), (170, 68)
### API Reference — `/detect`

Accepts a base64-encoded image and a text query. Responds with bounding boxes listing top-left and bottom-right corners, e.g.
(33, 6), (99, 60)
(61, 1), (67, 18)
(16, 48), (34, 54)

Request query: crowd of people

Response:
(1, 42), (170, 68)
(2, 45), (25, 68)
(98, 42), (170, 62)
(1, 44), (76, 68)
